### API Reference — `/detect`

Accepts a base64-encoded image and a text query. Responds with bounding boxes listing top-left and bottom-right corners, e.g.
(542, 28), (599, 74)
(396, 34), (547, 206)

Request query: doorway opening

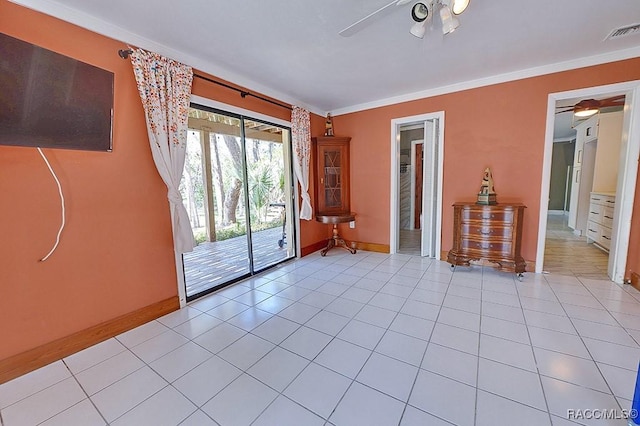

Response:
(538, 81), (640, 283)
(181, 105), (296, 300)
(390, 112), (444, 257)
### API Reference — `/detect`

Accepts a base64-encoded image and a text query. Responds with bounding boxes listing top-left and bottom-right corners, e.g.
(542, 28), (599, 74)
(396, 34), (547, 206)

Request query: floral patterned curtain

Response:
(130, 48), (195, 253)
(291, 106), (312, 220)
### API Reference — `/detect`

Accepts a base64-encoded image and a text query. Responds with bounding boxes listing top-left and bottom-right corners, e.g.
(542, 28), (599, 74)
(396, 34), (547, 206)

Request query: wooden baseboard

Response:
(631, 272), (640, 292)
(301, 240), (328, 257)
(0, 296), (179, 384)
(353, 242), (390, 253)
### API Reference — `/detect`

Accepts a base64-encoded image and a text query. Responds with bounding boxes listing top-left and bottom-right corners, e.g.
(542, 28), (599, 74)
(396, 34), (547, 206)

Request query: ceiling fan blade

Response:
(555, 107), (574, 114)
(598, 95), (626, 107)
(339, 0), (410, 37)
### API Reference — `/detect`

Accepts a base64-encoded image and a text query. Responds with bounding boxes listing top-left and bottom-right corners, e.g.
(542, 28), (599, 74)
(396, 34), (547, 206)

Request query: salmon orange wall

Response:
(333, 58), (640, 273)
(0, 0), (326, 361)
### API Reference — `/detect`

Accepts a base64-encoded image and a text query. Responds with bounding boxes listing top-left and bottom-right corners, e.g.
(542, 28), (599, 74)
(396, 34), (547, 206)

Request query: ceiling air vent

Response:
(605, 23), (640, 41)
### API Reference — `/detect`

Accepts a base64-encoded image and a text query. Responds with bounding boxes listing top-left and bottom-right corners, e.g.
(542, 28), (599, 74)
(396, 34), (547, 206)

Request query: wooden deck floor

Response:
(183, 226), (292, 297)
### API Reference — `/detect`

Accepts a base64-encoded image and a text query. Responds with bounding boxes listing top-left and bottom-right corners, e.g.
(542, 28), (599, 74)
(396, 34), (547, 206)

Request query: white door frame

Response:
(536, 81), (640, 283)
(409, 139), (424, 231)
(390, 112), (445, 257)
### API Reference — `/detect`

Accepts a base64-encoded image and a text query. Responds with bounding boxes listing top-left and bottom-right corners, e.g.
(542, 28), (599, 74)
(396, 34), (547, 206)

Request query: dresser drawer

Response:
(588, 204), (602, 225)
(461, 209), (514, 223)
(586, 221), (600, 241)
(601, 206), (614, 229)
(460, 224), (513, 240)
(600, 227), (612, 250)
(589, 193), (615, 207)
(460, 238), (512, 254)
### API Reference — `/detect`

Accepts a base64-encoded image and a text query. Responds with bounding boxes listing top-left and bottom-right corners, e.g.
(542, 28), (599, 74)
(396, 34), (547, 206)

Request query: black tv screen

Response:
(0, 33), (114, 152)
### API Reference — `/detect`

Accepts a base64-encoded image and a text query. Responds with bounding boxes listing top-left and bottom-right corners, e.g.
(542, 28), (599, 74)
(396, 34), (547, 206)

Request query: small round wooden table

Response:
(316, 213), (357, 256)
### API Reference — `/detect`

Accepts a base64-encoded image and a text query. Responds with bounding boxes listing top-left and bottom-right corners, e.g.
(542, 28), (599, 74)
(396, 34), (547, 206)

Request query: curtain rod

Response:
(118, 49), (292, 111)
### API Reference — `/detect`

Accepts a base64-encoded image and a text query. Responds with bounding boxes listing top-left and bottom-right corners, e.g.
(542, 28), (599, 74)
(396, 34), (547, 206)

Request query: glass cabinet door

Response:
(314, 136), (351, 215)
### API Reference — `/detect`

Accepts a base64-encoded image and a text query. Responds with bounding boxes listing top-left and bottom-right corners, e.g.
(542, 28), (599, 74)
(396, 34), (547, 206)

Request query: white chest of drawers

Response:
(586, 192), (615, 251)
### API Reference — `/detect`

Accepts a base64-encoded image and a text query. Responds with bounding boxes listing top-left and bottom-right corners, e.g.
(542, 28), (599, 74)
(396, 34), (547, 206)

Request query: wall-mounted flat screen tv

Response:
(0, 32), (114, 152)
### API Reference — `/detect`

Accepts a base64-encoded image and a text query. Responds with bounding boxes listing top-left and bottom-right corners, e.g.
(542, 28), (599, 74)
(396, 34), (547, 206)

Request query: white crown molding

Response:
(330, 46), (640, 116)
(7, 0), (323, 116)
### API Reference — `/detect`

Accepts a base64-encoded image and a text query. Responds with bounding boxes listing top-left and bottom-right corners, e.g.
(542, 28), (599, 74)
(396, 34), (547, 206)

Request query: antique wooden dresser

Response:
(447, 202), (526, 276)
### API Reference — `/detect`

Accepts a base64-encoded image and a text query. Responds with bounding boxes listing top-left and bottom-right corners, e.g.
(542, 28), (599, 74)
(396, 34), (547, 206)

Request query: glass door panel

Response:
(244, 119), (293, 271)
(181, 106), (296, 300)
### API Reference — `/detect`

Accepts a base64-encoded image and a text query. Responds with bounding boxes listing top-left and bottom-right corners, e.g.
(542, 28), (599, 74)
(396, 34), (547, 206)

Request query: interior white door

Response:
(421, 120), (436, 257)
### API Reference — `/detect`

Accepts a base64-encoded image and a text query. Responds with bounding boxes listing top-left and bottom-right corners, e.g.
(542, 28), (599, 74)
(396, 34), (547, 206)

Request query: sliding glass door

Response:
(181, 105), (295, 300)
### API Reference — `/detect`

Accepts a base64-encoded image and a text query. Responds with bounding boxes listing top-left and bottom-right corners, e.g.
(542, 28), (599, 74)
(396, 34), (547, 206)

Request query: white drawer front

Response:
(586, 221), (601, 242)
(601, 206), (614, 229)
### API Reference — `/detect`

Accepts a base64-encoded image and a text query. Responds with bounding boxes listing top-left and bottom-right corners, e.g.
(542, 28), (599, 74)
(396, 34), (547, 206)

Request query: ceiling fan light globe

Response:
(574, 108), (599, 118)
(440, 6), (460, 34)
(451, 0), (469, 15)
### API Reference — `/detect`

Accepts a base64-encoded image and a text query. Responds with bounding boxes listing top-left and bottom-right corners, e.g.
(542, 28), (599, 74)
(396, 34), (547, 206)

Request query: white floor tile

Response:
(218, 333), (274, 370)
(597, 363), (636, 400)
(437, 307), (481, 332)
(324, 298), (365, 318)
(422, 343), (478, 386)
(299, 291), (337, 309)
(478, 358), (547, 411)
(172, 313), (223, 339)
(533, 347), (610, 393)
(75, 350), (145, 395)
(1, 377), (86, 426)
(523, 309), (576, 334)
(116, 321), (169, 348)
(178, 410), (218, 426)
(247, 347), (309, 392)
(408, 369), (476, 426)
(542, 376), (621, 426)
(149, 341), (213, 383)
(39, 399), (106, 426)
(250, 315), (300, 344)
(277, 286), (312, 301)
(337, 320), (386, 350)
(233, 289), (272, 306)
(389, 313), (434, 341)
(206, 300), (250, 320)
(0, 360), (71, 409)
(480, 315), (530, 344)
(64, 338), (127, 375)
(400, 299), (441, 321)
(226, 307), (272, 331)
(315, 339), (371, 379)
(193, 322), (247, 354)
(380, 283), (414, 298)
(572, 318), (638, 347)
(476, 389), (551, 426)
(157, 307), (201, 328)
(280, 326), (332, 360)
(430, 322), (480, 356)
(172, 356), (242, 407)
(562, 304), (618, 325)
(317, 281), (350, 297)
(283, 363), (351, 419)
(253, 395), (325, 426)
(356, 352), (418, 401)
(375, 330), (428, 366)
(254, 295), (294, 314)
(528, 327), (591, 359)
(111, 386), (196, 426)
(202, 374), (278, 426)
(329, 382), (405, 426)
(305, 310), (350, 336)
(409, 288), (446, 306)
(479, 333), (537, 372)
(400, 405), (453, 426)
(129, 330), (189, 364)
(482, 300), (526, 323)
(90, 367), (166, 423)
(278, 302), (321, 324)
(341, 287), (376, 304)
(443, 294), (482, 314)
(583, 337), (640, 371)
(354, 305), (397, 328)
(367, 293), (406, 312)
(188, 294), (229, 312)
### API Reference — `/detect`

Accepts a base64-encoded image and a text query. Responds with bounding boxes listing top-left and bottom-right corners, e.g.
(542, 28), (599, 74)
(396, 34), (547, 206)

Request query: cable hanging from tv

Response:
(117, 49), (292, 111)
(37, 148), (66, 262)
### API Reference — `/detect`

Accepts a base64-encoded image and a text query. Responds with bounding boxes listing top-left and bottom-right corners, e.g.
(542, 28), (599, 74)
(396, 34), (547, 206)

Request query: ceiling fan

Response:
(556, 95), (626, 118)
(339, 0), (470, 38)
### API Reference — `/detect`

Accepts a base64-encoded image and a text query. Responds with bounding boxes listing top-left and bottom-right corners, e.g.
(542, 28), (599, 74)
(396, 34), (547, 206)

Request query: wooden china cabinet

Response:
(312, 136), (356, 256)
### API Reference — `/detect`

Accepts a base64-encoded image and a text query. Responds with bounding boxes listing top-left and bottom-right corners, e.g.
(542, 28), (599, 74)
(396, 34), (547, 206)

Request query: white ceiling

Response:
(10, 0), (640, 114)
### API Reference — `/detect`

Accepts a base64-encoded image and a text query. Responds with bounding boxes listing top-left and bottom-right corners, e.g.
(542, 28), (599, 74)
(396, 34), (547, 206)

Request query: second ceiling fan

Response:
(556, 95), (626, 118)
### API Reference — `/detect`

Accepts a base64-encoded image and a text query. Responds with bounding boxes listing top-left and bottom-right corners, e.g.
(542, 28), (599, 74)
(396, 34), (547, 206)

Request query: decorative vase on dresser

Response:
(447, 202), (526, 278)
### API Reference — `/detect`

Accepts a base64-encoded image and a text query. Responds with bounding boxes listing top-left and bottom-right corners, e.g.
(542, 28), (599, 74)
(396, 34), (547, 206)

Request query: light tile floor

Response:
(2, 250), (640, 425)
